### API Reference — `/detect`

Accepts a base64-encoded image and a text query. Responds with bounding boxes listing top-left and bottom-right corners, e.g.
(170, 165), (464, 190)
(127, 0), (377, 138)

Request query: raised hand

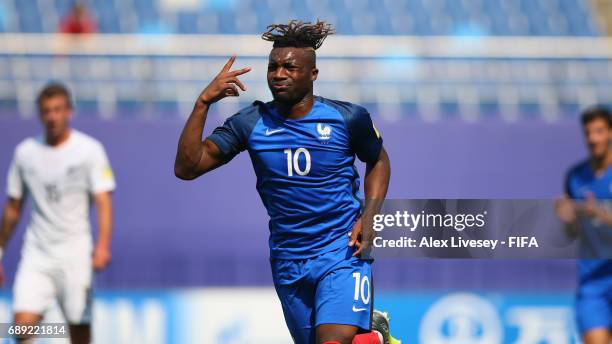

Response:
(198, 55), (251, 105)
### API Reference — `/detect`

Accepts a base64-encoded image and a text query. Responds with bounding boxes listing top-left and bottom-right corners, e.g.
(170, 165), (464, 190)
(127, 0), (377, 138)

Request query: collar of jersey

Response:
(267, 98), (322, 122)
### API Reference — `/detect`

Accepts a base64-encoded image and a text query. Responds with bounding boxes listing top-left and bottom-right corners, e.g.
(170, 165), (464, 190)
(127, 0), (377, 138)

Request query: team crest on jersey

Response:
(317, 123), (332, 141)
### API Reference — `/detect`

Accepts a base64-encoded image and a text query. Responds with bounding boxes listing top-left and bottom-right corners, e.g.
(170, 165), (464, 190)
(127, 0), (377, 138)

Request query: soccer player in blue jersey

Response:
(174, 21), (399, 344)
(556, 107), (612, 344)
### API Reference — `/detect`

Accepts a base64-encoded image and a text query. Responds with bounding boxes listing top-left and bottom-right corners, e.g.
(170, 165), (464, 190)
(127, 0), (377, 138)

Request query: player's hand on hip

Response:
(92, 246), (111, 271)
(349, 217), (373, 258)
(198, 55), (251, 105)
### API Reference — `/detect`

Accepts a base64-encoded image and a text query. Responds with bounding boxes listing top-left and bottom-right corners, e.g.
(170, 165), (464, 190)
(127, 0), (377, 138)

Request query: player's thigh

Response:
(315, 259), (372, 332)
(57, 260), (93, 324)
(13, 261), (56, 317)
(273, 281), (317, 344)
(316, 323), (359, 344)
(271, 259), (317, 344)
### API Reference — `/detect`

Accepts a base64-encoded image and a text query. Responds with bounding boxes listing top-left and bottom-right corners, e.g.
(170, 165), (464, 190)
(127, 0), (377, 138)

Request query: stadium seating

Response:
(0, 0), (600, 36)
(0, 0), (608, 121)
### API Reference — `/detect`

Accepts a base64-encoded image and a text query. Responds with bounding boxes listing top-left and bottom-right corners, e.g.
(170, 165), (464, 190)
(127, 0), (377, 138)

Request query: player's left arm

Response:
(350, 147), (391, 257)
(93, 191), (113, 271)
(346, 107), (391, 257)
(89, 143), (116, 271)
(0, 150), (27, 286)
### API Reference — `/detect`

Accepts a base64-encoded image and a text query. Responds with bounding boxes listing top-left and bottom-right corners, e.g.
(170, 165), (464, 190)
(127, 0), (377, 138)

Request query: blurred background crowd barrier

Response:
(0, 0), (608, 342)
(0, 0), (611, 121)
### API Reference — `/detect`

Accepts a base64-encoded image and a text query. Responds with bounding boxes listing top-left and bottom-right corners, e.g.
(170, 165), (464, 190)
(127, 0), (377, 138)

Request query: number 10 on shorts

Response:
(352, 272), (371, 304)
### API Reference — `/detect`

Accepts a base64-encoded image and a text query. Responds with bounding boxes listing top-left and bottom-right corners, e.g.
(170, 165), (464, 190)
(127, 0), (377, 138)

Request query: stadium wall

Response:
(0, 116), (584, 290)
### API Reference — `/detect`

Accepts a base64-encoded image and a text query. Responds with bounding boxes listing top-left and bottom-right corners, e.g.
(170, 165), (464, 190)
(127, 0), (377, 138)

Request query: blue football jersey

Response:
(566, 160), (612, 283)
(207, 96), (383, 259)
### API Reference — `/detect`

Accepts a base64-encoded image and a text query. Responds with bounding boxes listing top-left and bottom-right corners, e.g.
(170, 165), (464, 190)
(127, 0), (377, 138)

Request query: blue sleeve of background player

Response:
(564, 171), (571, 197)
(564, 163), (583, 198)
(206, 104), (260, 161)
(346, 106), (383, 163)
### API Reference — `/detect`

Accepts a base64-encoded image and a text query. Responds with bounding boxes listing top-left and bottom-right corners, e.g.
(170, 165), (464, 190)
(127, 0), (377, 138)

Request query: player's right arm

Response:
(0, 198), (23, 254)
(0, 150), (27, 286)
(0, 197), (23, 285)
(174, 55), (251, 180)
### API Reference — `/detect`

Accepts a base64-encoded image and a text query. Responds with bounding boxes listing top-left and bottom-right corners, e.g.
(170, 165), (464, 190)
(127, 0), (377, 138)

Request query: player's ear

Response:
(311, 67), (318, 82)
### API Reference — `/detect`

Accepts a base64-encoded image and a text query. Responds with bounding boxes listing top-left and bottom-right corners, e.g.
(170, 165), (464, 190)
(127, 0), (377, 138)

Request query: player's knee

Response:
(14, 312), (42, 326)
(13, 312), (43, 343)
(317, 323), (362, 344)
(583, 328), (612, 344)
(320, 340), (350, 344)
(318, 334), (354, 344)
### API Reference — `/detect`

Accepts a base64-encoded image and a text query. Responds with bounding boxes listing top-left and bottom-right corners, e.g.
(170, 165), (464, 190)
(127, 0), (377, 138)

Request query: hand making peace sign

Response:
(198, 55), (252, 105)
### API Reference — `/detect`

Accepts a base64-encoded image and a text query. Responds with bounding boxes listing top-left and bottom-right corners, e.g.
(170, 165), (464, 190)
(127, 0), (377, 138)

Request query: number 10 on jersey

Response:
(284, 148), (311, 176)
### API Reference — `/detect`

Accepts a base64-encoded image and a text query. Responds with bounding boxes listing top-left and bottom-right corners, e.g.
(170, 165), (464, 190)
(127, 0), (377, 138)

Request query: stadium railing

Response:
(0, 33), (611, 122)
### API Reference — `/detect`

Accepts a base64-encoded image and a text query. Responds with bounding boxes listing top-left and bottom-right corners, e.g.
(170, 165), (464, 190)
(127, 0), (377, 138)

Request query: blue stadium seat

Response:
(0, 0), (607, 122)
(16, 1), (42, 33)
(7, 0), (603, 35)
(96, 5), (121, 33)
(176, 11), (199, 34)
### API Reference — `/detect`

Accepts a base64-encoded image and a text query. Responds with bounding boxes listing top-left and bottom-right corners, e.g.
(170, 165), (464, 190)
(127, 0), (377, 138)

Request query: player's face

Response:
(584, 118), (612, 159)
(39, 95), (72, 140)
(267, 47), (318, 103)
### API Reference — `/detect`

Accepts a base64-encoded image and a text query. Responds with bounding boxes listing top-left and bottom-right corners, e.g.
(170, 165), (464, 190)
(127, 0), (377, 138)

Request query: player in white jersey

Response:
(0, 83), (115, 343)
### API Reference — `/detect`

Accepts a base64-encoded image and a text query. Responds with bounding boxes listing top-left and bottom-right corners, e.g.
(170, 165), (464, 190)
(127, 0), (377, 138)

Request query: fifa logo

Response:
(317, 123), (332, 140)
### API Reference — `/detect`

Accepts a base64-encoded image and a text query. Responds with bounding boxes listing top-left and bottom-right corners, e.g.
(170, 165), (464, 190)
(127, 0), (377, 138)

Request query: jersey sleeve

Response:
(206, 107), (259, 161)
(89, 143), (116, 194)
(6, 151), (25, 200)
(347, 107), (383, 163)
(564, 170), (572, 197)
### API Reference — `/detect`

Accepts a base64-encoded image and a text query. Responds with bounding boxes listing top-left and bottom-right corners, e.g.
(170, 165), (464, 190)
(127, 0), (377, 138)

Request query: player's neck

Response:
(274, 94), (314, 120)
(46, 128), (72, 147)
(591, 150), (612, 176)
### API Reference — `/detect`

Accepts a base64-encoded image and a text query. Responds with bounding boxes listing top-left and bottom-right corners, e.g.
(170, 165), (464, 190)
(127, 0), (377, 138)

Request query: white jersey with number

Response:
(6, 129), (116, 259)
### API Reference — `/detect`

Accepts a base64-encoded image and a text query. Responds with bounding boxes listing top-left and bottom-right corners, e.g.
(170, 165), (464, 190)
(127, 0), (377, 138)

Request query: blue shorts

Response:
(271, 245), (373, 344)
(576, 279), (612, 334)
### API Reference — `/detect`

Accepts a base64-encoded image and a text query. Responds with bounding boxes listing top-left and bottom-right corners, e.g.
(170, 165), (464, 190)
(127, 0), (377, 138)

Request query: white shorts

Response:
(13, 250), (92, 324)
